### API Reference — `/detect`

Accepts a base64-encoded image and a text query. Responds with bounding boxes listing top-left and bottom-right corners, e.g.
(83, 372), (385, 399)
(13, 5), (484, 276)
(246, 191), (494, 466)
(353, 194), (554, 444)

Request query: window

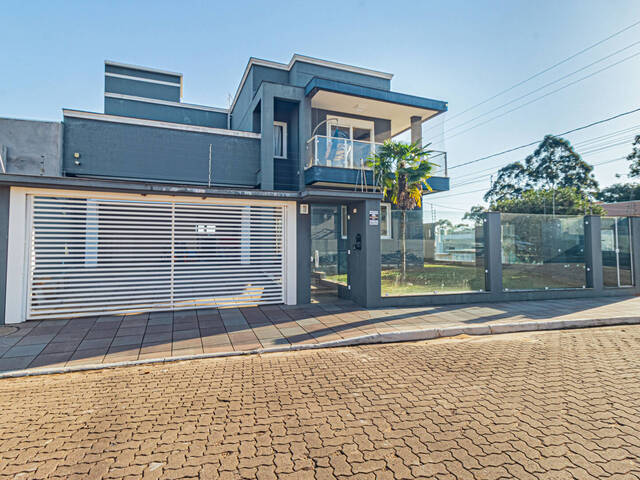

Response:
(274, 121), (287, 159)
(380, 203), (391, 239)
(341, 205), (348, 239)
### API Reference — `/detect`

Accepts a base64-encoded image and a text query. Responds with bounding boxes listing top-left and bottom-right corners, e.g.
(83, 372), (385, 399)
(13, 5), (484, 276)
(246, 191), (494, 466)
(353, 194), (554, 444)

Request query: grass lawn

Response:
(325, 263), (484, 296)
(324, 262), (587, 296)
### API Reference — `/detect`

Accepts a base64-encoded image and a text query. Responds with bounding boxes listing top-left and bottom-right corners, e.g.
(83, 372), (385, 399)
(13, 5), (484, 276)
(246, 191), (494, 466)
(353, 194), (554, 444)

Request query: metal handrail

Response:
(305, 135), (448, 177)
(306, 135), (379, 170)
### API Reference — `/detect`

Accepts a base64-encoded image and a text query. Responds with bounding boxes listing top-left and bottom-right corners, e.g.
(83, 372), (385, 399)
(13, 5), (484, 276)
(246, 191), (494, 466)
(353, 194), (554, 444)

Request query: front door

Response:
(310, 204), (349, 301)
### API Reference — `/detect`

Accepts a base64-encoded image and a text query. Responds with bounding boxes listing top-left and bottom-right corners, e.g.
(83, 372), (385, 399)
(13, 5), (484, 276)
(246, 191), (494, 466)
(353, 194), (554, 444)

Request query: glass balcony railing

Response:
(306, 135), (379, 170)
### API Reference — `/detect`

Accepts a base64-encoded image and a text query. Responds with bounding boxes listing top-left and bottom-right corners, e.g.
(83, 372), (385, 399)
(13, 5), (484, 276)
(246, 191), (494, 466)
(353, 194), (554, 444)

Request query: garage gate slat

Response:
(27, 195), (285, 319)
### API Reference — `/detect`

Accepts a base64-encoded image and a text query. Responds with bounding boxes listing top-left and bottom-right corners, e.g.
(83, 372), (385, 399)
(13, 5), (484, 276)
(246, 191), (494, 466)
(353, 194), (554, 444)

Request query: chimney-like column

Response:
(410, 116), (422, 146)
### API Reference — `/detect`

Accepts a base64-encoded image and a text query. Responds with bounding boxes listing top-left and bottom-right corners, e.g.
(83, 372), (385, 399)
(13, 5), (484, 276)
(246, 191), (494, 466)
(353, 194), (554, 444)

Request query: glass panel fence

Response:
(381, 207), (486, 296)
(306, 135), (378, 169)
(501, 213), (586, 290)
(601, 216), (633, 287)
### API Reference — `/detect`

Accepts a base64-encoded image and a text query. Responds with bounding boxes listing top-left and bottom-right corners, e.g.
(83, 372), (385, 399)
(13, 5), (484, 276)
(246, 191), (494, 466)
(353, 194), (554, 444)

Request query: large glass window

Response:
(273, 121), (287, 158)
(501, 213), (586, 290)
(602, 216), (633, 287)
(380, 203), (391, 239)
(380, 206), (486, 296)
(340, 205), (348, 240)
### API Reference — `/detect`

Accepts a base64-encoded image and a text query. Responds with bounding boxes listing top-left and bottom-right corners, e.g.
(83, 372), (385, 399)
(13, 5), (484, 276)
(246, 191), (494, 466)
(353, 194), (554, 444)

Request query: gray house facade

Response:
(0, 55), (450, 323)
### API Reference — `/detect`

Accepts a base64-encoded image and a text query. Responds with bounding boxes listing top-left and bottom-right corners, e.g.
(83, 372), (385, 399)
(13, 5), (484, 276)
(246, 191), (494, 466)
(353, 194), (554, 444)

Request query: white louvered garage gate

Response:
(25, 193), (289, 319)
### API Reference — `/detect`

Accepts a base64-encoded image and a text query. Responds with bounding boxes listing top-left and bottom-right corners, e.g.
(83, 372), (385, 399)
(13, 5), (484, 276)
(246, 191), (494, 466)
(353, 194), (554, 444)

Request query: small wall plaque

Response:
(369, 210), (379, 226)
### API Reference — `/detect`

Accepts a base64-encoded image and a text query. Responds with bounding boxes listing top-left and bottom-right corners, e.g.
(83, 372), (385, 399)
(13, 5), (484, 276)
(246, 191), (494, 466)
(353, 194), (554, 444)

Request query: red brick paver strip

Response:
(0, 326), (639, 478)
(1, 296), (640, 375)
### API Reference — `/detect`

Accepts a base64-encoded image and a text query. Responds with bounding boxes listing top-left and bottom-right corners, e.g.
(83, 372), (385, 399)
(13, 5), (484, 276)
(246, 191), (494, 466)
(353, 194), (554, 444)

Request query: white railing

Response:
(306, 135), (378, 170)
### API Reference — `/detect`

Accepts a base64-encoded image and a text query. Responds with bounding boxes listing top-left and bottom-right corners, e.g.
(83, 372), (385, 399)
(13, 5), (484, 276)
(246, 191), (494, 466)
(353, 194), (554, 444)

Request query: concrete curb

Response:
(1, 316), (638, 379)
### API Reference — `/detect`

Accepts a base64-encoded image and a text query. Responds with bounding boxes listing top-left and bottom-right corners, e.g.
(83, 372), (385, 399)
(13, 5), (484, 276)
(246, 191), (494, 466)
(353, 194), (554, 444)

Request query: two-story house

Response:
(0, 55), (448, 324)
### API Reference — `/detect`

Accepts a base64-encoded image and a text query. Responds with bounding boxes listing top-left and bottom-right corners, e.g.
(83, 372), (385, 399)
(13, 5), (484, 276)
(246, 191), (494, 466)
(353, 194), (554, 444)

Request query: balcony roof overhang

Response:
(305, 78), (448, 137)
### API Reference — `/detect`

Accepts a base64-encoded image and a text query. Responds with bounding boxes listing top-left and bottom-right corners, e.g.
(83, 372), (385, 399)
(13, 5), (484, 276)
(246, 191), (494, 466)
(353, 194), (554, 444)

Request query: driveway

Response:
(0, 325), (638, 479)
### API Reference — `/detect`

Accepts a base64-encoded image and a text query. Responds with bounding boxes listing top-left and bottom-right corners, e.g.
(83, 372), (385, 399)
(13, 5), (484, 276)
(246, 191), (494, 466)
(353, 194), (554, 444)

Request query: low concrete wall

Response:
(0, 118), (62, 176)
(378, 286), (637, 308)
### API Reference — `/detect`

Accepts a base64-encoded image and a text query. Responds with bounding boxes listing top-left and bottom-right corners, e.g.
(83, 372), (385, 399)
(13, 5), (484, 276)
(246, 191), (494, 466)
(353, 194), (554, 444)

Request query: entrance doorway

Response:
(310, 204), (348, 302)
(602, 217), (633, 287)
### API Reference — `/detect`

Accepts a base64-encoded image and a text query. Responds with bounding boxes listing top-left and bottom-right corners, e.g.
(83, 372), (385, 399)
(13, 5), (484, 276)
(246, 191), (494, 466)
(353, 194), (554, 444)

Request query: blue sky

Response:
(2, 0), (639, 221)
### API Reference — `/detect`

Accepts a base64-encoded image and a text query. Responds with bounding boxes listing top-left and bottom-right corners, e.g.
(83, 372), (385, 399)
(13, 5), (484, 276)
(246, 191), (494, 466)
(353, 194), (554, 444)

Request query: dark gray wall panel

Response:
(104, 98), (228, 128)
(105, 76), (180, 102)
(0, 118), (62, 176)
(105, 64), (181, 84)
(63, 117), (260, 186)
(251, 65), (289, 90)
(231, 70), (254, 130)
(290, 62), (390, 91)
(0, 186), (8, 325)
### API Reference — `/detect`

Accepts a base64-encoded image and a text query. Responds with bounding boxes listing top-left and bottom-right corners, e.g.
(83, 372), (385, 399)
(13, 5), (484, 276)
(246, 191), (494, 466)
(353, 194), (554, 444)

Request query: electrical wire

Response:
(421, 19), (640, 137)
(423, 40), (640, 144)
(441, 50), (640, 143)
(449, 106), (640, 170)
(452, 125), (640, 182)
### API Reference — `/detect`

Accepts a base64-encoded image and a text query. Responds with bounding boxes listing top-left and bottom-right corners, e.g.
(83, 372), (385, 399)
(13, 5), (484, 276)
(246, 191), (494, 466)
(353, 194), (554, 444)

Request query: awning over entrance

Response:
(305, 78), (448, 137)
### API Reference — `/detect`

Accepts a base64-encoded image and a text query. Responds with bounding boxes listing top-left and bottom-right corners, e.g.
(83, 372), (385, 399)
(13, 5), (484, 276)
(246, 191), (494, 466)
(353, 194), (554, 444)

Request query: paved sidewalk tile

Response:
(2, 296), (640, 374)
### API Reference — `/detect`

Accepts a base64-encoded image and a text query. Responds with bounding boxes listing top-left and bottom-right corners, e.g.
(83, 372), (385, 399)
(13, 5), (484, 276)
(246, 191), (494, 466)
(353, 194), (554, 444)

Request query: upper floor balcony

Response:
(304, 132), (450, 192)
(306, 134), (378, 170)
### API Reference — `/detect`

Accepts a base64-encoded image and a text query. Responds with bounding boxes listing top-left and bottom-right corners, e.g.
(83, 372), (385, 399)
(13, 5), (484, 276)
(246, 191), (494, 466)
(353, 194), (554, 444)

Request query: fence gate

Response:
(601, 216), (633, 288)
(27, 194), (285, 319)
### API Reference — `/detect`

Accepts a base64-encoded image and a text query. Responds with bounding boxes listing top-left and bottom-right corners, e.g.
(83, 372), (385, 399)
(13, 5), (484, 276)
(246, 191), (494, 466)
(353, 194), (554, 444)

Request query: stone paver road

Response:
(0, 325), (639, 479)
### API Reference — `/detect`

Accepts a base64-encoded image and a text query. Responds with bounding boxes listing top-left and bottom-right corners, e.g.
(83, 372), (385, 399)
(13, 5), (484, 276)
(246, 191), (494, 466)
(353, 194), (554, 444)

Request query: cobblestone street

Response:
(0, 325), (639, 479)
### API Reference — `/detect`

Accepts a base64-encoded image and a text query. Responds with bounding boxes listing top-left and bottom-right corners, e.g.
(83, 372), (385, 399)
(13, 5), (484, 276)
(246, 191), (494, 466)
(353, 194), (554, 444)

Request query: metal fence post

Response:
(484, 212), (502, 293)
(584, 215), (603, 291)
(630, 217), (640, 288)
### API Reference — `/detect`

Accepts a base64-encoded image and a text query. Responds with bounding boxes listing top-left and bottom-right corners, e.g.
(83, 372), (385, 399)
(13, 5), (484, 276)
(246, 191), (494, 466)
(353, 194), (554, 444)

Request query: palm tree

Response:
(369, 140), (433, 281)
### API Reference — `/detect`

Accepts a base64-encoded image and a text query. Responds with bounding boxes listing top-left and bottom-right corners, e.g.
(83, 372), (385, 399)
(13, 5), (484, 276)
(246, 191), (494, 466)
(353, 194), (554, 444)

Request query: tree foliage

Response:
(627, 135), (640, 178)
(597, 182), (640, 203)
(370, 141), (434, 210)
(484, 135), (598, 204)
(369, 141), (433, 280)
(491, 187), (605, 215)
(463, 205), (487, 224)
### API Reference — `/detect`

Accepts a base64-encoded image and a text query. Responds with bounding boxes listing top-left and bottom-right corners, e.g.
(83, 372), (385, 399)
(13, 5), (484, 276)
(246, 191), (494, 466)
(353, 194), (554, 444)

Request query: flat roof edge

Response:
(104, 93), (228, 113)
(62, 110), (259, 139)
(0, 174), (298, 199)
(230, 54), (395, 113)
(305, 78), (448, 112)
(105, 60), (183, 78)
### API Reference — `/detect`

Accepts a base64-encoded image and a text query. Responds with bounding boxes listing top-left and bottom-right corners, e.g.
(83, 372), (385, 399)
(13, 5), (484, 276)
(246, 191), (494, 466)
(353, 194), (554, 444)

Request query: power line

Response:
(422, 19), (640, 137)
(452, 124), (640, 182)
(423, 40), (640, 144)
(450, 147), (631, 190)
(581, 139), (636, 156)
(449, 106), (640, 170)
(593, 155), (628, 166)
(452, 136), (636, 188)
(431, 155), (629, 202)
(441, 50), (640, 143)
(422, 201), (469, 213)
(425, 187), (489, 200)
